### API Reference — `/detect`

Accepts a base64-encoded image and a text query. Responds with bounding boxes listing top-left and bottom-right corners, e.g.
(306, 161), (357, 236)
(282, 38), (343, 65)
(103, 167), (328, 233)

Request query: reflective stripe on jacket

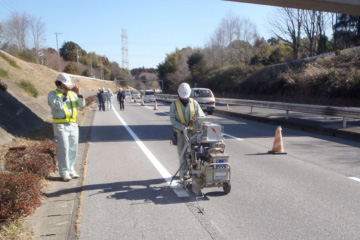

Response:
(53, 90), (77, 123)
(175, 98), (195, 129)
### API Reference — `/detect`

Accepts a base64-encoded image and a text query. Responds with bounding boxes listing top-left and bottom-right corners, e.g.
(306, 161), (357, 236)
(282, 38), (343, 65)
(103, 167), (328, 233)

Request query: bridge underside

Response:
(226, 0), (360, 16)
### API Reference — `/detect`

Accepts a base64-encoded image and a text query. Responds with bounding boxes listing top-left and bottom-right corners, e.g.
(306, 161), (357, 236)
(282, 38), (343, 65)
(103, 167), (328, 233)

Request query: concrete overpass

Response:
(226, 0), (360, 16)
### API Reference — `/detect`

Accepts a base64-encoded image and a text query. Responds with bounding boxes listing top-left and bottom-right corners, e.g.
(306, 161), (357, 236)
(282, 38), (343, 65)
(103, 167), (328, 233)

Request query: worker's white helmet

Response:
(178, 83), (191, 98)
(57, 73), (73, 86)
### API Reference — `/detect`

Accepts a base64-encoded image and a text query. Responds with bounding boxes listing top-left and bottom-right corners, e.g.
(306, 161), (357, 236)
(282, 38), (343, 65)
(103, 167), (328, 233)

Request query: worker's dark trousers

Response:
(120, 101), (124, 110)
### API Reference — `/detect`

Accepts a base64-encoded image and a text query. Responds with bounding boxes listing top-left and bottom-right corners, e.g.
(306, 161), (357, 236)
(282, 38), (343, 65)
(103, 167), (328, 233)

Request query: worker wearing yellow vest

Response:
(169, 83), (205, 182)
(48, 73), (86, 182)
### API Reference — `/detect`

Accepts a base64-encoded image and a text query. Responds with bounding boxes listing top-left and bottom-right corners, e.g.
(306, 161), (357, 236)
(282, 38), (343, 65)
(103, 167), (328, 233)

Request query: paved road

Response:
(79, 99), (360, 240)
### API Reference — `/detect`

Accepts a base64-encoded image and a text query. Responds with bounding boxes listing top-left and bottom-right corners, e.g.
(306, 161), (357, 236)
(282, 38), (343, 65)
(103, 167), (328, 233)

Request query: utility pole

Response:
(54, 32), (62, 57)
(54, 32), (62, 71)
(122, 29), (129, 70)
(90, 55), (93, 77)
(76, 47), (79, 66)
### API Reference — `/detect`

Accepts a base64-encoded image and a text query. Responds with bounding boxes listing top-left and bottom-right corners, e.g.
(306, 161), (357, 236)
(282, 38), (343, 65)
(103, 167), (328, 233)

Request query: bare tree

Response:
(208, 25), (226, 66)
(269, 8), (304, 59)
(5, 11), (29, 50)
(302, 10), (317, 56)
(29, 16), (46, 52)
(207, 11), (258, 66)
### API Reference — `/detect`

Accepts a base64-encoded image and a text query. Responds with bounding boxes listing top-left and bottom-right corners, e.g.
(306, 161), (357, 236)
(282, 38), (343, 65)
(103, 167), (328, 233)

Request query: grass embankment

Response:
(208, 50), (360, 107)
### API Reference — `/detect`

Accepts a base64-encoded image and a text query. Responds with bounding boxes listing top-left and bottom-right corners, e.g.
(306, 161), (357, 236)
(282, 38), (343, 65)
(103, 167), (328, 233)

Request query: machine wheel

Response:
(223, 182), (231, 194)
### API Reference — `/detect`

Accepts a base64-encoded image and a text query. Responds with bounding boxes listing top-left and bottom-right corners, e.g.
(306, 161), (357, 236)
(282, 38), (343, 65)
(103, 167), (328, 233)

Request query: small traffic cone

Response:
(154, 101), (158, 110)
(268, 126), (287, 154)
(141, 98), (144, 106)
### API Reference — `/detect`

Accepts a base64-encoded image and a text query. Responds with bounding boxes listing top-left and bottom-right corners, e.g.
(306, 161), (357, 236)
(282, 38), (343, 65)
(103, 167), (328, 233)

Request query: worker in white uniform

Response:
(48, 73), (86, 181)
(169, 83), (205, 183)
(106, 88), (113, 110)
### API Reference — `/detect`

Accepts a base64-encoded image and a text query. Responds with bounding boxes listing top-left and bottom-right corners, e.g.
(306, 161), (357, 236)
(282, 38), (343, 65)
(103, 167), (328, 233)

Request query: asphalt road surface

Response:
(79, 99), (360, 240)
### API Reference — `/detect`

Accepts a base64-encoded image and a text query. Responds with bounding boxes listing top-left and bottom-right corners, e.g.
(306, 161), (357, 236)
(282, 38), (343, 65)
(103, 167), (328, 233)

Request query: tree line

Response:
(158, 9), (360, 97)
(0, 11), (134, 81)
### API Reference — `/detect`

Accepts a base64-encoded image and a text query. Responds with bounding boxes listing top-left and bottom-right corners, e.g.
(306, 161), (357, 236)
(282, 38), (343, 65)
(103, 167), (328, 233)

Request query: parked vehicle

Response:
(125, 89), (131, 96)
(131, 91), (141, 99)
(143, 90), (156, 103)
(191, 88), (215, 115)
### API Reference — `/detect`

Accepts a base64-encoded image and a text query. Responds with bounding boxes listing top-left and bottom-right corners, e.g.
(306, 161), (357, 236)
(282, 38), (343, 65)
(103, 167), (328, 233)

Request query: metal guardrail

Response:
(156, 94), (360, 128)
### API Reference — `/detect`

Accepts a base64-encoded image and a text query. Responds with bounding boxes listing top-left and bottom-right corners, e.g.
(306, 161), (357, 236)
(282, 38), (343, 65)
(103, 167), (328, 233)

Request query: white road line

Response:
(112, 108), (189, 197)
(223, 133), (243, 141)
(349, 177), (360, 183)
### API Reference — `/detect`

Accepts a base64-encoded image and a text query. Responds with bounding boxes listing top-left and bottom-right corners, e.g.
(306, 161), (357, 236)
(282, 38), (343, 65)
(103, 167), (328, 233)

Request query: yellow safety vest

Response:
(53, 90), (77, 124)
(175, 98), (195, 129)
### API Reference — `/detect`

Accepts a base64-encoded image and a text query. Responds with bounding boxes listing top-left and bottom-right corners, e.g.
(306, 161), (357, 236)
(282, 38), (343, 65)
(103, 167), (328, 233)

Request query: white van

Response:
(143, 90), (156, 103)
(191, 88), (216, 115)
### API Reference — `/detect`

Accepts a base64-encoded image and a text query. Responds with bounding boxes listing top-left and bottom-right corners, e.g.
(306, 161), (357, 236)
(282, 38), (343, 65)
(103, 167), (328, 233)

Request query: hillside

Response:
(0, 51), (117, 144)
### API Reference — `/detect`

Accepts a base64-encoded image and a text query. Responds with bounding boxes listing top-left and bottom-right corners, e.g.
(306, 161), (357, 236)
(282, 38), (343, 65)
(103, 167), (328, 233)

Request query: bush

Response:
(0, 68), (8, 78)
(64, 62), (81, 75)
(0, 172), (42, 223)
(15, 50), (37, 63)
(85, 95), (98, 106)
(17, 80), (38, 98)
(4, 141), (57, 178)
(0, 80), (7, 92)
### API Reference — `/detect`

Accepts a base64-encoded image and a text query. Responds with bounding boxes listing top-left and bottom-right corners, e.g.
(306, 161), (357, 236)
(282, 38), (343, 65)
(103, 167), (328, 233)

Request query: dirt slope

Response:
(0, 51), (117, 144)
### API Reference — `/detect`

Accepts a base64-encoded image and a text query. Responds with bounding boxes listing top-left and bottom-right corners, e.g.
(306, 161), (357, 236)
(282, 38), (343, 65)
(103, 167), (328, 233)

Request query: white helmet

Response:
(57, 73), (73, 86)
(178, 83), (191, 98)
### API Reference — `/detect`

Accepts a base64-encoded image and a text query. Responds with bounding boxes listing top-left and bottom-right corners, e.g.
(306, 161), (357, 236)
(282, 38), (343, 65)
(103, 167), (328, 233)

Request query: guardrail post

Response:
(286, 110), (289, 119)
(227, 104), (229, 110)
(343, 117), (347, 128)
(250, 106), (253, 114)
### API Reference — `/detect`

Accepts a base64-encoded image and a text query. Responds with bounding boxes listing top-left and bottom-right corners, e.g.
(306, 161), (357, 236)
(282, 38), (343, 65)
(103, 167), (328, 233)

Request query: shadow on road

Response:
(45, 178), (209, 205)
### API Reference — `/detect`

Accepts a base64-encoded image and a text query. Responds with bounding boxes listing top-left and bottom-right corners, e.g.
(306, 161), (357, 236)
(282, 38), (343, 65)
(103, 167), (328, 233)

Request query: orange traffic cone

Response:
(154, 101), (158, 110)
(268, 126), (287, 154)
(141, 98), (144, 106)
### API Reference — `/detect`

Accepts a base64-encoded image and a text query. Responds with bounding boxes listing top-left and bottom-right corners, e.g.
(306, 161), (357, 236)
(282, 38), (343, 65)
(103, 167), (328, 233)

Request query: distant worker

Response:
(97, 88), (106, 111)
(97, 88), (101, 109)
(117, 88), (125, 110)
(48, 73), (85, 182)
(106, 88), (113, 110)
(169, 82), (205, 183)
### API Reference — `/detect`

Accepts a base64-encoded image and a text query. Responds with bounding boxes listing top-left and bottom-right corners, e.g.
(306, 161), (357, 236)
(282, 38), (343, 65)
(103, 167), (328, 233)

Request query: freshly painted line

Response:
(349, 177), (360, 183)
(223, 133), (243, 141)
(112, 108), (190, 197)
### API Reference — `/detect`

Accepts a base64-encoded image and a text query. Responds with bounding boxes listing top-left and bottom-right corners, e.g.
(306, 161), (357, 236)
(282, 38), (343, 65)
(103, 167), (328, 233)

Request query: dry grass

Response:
(0, 219), (34, 240)
(0, 52), (117, 97)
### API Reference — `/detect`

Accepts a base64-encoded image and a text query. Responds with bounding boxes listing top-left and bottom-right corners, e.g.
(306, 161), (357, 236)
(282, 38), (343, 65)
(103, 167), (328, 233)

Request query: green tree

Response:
(187, 51), (206, 86)
(333, 14), (360, 49)
(64, 62), (81, 75)
(59, 41), (81, 61)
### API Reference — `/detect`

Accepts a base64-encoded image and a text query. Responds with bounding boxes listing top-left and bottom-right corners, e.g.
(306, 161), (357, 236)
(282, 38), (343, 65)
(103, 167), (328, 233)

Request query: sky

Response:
(0, 0), (277, 69)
